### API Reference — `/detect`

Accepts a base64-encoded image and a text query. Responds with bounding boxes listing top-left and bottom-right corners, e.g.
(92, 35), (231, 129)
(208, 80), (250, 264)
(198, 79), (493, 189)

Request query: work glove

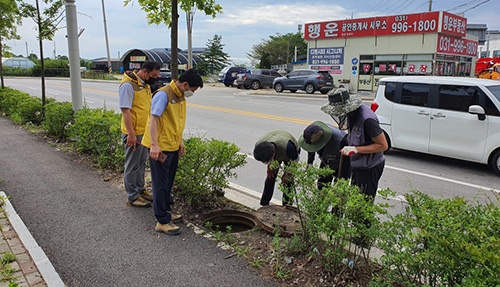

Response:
(340, 146), (358, 156)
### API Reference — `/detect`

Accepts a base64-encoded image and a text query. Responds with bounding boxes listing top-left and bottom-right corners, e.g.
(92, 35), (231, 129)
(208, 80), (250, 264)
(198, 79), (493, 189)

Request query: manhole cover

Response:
(203, 210), (258, 233)
(254, 205), (302, 236)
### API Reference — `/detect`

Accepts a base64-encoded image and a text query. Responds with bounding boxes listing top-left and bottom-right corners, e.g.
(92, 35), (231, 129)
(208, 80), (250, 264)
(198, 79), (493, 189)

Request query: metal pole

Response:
(65, 0), (83, 111)
(428, 0), (432, 11)
(186, 9), (195, 70)
(101, 0), (112, 78)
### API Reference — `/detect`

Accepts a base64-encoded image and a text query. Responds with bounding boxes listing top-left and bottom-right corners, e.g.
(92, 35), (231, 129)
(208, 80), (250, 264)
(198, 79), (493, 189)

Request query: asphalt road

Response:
(0, 116), (276, 287)
(4, 77), (498, 208)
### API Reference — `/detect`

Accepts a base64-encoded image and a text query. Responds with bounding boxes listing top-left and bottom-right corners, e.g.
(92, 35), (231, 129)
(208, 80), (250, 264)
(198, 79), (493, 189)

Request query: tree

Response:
(124, 0), (222, 79)
(20, 0), (65, 106)
(197, 34), (229, 76)
(0, 0), (23, 89)
(248, 32), (307, 69)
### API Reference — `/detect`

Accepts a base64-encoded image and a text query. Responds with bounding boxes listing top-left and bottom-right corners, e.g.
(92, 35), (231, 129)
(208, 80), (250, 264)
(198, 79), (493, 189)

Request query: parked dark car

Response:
(217, 66), (246, 87)
(235, 69), (282, 90)
(273, 69), (334, 94)
(150, 70), (172, 93)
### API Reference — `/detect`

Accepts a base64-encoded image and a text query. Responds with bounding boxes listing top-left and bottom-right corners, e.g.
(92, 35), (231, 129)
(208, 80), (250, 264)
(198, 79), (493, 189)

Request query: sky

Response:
(5, 0), (500, 65)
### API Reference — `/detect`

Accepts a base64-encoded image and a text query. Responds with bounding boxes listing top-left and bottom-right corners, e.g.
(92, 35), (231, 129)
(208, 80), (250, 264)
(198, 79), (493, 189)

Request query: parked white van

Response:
(371, 76), (500, 175)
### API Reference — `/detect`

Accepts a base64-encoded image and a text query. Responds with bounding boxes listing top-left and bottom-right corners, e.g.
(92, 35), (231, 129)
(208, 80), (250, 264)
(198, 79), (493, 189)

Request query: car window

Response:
(484, 96), (500, 116)
(271, 71), (281, 77)
(221, 67), (229, 73)
(485, 85), (500, 102)
(384, 82), (397, 102)
(401, 83), (430, 107)
(299, 71), (311, 76)
(261, 70), (270, 76)
(252, 69), (262, 75)
(438, 85), (479, 112)
(288, 71), (300, 77)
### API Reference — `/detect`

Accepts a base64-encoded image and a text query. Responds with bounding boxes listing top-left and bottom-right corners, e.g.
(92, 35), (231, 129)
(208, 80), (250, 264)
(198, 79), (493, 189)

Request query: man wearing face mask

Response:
(119, 60), (161, 208)
(141, 69), (203, 235)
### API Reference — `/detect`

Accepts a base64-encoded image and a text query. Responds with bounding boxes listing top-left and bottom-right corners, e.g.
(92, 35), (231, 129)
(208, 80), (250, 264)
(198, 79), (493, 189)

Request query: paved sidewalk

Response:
(0, 116), (276, 287)
(0, 192), (62, 287)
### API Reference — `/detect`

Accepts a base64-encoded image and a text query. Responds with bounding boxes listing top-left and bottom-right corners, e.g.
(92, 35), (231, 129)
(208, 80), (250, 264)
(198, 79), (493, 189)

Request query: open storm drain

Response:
(203, 210), (258, 233)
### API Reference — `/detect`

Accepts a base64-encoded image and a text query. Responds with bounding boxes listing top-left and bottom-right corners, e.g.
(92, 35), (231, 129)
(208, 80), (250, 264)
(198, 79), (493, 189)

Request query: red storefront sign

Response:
(436, 34), (478, 56)
(441, 11), (467, 37)
(305, 11), (466, 40)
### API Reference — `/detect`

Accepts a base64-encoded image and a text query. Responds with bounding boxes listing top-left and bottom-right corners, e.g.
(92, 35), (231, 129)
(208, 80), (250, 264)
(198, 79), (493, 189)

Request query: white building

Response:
(304, 11), (478, 92)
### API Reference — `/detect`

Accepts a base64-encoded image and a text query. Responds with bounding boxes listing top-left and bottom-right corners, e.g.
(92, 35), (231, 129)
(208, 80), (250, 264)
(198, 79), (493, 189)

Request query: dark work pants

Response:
(149, 150), (179, 224)
(350, 160), (385, 239)
(351, 160), (385, 201)
(260, 161), (294, 206)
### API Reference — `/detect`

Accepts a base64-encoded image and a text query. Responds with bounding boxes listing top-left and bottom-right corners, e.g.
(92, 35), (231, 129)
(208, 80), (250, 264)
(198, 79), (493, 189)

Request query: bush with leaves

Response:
(0, 88), (31, 116)
(10, 94), (43, 125)
(373, 190), (500, 287)
(42, 101), (74, 140)
(175, 137), (246, 209)
(68, 107), (123, 171)
(277, 162), (392, 272)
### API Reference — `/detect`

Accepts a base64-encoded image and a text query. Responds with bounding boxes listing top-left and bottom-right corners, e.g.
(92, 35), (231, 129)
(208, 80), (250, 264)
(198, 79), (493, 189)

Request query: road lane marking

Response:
(385, 165), (499, 194)
(188, 103), (313, 125)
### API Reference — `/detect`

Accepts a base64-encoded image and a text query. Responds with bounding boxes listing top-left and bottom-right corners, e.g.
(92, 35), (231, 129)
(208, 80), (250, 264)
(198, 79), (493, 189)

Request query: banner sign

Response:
(308, 47), (344, 65)
(436, 34), (478, 56)
(305, 11), (466, 40)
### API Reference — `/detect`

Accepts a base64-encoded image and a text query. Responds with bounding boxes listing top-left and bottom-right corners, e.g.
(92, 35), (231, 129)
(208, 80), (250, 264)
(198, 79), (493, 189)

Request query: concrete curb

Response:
(0, 191), (65, 287)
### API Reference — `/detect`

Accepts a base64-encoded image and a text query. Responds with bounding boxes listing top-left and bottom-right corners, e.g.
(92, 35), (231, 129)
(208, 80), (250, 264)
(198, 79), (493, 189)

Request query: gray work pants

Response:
(122, 134), (148, 202)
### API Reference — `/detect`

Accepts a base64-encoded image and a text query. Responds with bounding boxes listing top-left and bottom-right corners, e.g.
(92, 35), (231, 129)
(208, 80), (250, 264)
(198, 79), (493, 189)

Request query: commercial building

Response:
(304, 11), (478, 92)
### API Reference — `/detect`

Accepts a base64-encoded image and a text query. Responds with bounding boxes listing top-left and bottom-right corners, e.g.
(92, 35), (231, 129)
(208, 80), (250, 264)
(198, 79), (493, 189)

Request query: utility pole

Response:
(101, 0), (112, 78)
(428, 0), (432, 11)
(65, 0), (83, 111)
(186, 8), (195, 70)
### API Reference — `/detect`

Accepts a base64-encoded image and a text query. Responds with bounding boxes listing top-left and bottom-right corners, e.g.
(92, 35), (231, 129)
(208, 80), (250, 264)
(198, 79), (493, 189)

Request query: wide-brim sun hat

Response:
(321, 88), (362, 117)
(298, 121), (333, 152)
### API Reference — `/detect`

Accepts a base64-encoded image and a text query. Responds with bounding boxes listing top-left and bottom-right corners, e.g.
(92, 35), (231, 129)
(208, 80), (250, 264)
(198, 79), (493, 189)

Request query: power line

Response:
(392, 0), (417, 14)
(366, 0), (391, 13)
(446, 0), (482, 12)
(459, 0), (490, 13)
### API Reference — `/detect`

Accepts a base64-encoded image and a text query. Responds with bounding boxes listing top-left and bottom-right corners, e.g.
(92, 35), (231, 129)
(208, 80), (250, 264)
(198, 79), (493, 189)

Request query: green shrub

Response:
(68, 107), (123, 171)
(373, 191), (500, 287)
(0, 88), (31, 116)
(10, 96), (43, 125)
(42, 101), (74, 139)
(175, 137), (246, 208)
(279, 162), (392, 273)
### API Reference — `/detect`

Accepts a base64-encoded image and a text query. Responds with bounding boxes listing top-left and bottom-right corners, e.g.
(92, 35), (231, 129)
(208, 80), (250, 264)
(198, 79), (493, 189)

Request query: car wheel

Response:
(305, 83), (315, 94)
(274, 83), (283, 93)
(251, 80), (260, 90)
(290, 90), (297, 93)
(489, 149), (500, 175)
(224, 83), (230, 87)
(244, 85), (251, 89)
(320, 90), (329, 94)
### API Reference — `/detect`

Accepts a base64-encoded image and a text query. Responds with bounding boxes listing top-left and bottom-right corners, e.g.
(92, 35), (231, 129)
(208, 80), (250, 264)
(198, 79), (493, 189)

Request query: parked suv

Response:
(371, 76), (500, 175)
(218, 66), (246, 87)
(235, 69), (282, 90)
(150, 70), (172, 92)
(273, 69), (334, 94)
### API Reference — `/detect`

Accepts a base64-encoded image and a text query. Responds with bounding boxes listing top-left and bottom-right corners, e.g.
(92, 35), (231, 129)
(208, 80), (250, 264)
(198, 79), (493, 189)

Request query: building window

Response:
(493, 50), (500, 57)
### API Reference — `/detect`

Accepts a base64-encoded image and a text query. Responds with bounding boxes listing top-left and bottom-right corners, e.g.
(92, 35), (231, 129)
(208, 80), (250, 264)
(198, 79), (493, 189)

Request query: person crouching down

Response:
(298, 121), (351, 190)
(253, 131), (300, 206)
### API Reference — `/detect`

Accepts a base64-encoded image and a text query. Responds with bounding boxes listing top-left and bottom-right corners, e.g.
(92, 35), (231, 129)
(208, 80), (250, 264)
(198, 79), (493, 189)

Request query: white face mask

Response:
(184, 90), (194, 98)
